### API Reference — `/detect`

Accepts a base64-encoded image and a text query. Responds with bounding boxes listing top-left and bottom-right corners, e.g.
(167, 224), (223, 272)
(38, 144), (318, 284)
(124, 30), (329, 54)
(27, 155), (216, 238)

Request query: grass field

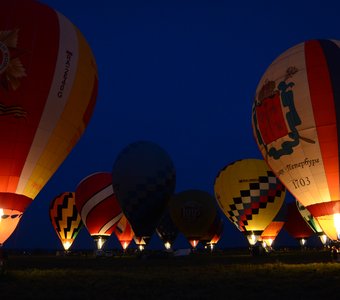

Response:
(1, 248), (340, 299)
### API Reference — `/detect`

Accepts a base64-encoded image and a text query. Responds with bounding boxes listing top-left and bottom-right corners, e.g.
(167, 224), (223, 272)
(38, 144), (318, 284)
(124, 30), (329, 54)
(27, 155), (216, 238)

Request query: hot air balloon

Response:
(0, 0), (98, 246)
(296, 200), (328, 246)
(214, 159), (286, 248)
(169, 189), (218, 249)
(156, 205), (179, 251)
(284, 202), (314, 247)
(261, 201), (287, 249)
(114, 215), (134, 251)
(75, 172), (123, 250)
(252, 39), (340, 242)
(111, 141), (176, 250)
(200, 216), (224, 251)
(49, 192), (82, 251)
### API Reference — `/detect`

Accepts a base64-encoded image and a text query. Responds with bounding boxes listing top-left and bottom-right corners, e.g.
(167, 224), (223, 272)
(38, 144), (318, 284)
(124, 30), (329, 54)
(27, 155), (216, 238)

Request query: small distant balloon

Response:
(296, 200), (328, 245)
(284, 202), (314, 247)
(200, 216), (224, 251)
(156, 206), (179, 251)
(114, 215), (134, 251)
(261, 201), (287, 248)
(169, 189), (217, 249)
(112, 141), (176, 249)
(49, 192), (82, 251)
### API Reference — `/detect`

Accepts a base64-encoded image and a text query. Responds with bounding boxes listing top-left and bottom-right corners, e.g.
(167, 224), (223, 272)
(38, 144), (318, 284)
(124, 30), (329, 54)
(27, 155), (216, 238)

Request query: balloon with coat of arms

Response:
(0, 0), (98, 246)
(252, 39), (340, 241)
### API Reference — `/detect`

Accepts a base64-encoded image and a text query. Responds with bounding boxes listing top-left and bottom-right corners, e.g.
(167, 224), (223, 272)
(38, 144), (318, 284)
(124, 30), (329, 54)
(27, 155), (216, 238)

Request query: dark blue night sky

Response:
(4, 0), (339, 251)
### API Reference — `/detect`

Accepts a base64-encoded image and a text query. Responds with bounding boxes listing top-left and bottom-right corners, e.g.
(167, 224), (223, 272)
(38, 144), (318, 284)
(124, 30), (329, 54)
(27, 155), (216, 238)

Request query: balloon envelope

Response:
(296, 200), (328, 245)
(260, 201), (287, 247)
(169, 189), (217, 248)
(156, 207), (179, 250)
(252, 39), (340, 241)
(200, 216), (224, 248)
(284, 202), (314, 245)
(0, 0), (98, 244)
(75, 172), (123, 249)
(214, 159), (286, 245)
(114, 215), (134, 250)
(112, 141), (176, 242)
(49, 192), (82, 251)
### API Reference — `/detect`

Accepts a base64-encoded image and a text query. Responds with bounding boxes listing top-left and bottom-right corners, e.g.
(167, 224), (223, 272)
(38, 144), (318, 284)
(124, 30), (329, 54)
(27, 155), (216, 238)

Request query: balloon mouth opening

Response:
(246, 232), (262, 246)
(164, 241), (172, 250)
(189, 239), (199, 249)
(134, 236), (151, 251)
(333, 213), (340, 240)
(93, 235), (109, 250)
(62, 240), (73, 251)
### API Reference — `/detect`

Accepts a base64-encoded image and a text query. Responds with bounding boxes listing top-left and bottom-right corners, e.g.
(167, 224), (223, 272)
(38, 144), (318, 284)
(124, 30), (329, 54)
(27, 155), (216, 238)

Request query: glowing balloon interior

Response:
(0, 0), (98, 244)
(114, 215), (134, 250)
(252, 39), (340, 241)
(75, 172), (123, 250)
(214, 159), (286, 246)
(49, 192), (83, 251)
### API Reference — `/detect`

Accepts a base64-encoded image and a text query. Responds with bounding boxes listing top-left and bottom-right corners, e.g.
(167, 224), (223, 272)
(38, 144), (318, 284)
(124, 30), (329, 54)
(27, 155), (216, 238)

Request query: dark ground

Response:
(1, 248), (340, 299)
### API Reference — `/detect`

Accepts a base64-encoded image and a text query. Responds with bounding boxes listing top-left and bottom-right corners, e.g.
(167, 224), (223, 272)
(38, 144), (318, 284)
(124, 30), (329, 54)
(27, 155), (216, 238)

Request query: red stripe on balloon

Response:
(305, 40), (340, 200)
(307, 200), (340, 217)
(85, 195), (121, 235)
(0, 193), (32, 212)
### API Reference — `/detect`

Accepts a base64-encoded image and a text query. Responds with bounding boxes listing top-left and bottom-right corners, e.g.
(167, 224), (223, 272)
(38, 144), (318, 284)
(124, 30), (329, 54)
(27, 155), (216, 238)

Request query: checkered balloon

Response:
(112, 141), (176, 239)
(214, 159), (286, 241)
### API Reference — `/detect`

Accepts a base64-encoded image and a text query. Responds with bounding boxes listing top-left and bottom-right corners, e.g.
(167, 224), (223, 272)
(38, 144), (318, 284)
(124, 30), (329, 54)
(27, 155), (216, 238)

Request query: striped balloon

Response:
(252, 40), (340, 241)
(49, 192), (83, 251)
(75, 172), (123, 249)
(0, 0), (98, 245)
(114, 215), (134, 250)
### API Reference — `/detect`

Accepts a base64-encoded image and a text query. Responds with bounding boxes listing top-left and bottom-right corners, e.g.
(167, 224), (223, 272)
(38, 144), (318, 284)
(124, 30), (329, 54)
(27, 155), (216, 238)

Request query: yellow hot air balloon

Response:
(214, 159), (286, 246)
(252, 39), (340, 241)
(0, 0), (98, 246)
(49, 192), (83, 251)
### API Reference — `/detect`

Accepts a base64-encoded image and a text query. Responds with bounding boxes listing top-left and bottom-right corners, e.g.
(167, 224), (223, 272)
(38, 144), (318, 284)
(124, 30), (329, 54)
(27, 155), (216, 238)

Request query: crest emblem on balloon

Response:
(251, 39), (340, 241)
(253, 66), (315, 160)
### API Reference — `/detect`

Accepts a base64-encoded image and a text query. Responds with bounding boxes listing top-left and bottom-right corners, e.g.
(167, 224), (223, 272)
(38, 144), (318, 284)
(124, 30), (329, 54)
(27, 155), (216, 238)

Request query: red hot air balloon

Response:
(0, 0), (98, 246)
(114, 215), (134, 251)
(284, 202), (314, 247)
(75, 172), (123, 250)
